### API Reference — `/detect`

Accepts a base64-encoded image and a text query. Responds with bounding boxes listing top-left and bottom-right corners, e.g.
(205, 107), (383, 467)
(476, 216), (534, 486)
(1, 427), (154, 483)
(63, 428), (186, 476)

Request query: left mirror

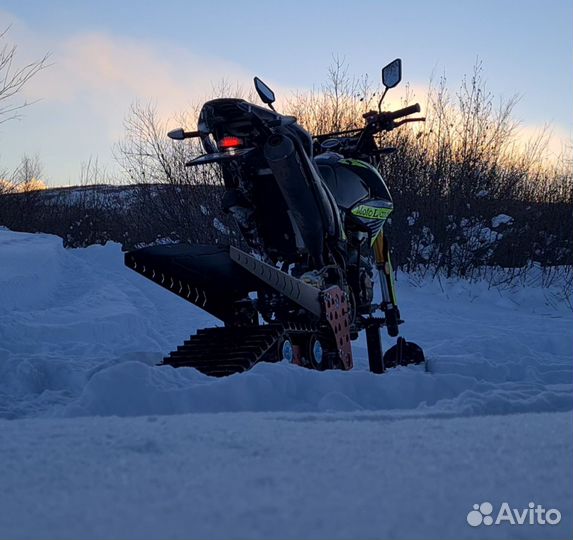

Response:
(254, 76), (276, 105)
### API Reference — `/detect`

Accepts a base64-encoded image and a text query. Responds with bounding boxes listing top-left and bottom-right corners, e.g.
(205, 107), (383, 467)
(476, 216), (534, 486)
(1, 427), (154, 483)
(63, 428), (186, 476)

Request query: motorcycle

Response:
(125, 58), (425, 376)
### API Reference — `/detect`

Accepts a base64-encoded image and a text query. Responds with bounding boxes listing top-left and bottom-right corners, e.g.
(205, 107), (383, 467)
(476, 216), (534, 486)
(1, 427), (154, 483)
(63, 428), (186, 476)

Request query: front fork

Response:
(373, 232), (400, 336)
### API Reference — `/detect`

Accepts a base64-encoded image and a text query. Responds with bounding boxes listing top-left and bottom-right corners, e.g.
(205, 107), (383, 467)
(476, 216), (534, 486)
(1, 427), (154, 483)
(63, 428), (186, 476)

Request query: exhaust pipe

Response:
(264, 134), (333, 266)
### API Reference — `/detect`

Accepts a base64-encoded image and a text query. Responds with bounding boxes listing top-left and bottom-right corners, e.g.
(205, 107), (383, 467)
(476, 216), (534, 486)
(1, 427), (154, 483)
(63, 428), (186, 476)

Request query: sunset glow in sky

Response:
(1, 0), (571, 185)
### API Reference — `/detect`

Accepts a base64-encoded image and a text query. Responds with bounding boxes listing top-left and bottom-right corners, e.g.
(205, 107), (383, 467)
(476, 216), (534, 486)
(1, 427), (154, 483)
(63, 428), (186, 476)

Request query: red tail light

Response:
(218, 136), (243, 150)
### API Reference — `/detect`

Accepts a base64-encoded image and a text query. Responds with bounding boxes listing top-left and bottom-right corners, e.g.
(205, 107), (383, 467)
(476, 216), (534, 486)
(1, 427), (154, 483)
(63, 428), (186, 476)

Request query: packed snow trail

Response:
(0, 230), (571, 539)
(0, 411), (571, 540)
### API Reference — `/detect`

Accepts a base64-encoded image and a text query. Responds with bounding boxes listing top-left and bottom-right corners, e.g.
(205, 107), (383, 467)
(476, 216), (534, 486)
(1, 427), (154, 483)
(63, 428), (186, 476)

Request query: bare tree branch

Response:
(0, 26), (51, 124)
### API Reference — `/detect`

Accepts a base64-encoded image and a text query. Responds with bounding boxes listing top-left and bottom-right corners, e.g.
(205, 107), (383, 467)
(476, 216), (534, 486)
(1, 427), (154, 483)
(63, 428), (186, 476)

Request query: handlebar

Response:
(387, 103), (421, 120)
(362, 103), (422, 127)
(315, 102), (426, 158)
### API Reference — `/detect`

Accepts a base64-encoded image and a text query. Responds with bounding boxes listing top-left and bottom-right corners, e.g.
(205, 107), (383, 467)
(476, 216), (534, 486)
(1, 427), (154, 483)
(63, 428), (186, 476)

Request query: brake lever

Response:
(393, 117), (426, 128)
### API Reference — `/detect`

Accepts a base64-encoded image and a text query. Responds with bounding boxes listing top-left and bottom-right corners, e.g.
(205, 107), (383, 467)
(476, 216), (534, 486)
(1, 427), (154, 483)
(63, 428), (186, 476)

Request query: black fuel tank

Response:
(315, 153), (392, 210)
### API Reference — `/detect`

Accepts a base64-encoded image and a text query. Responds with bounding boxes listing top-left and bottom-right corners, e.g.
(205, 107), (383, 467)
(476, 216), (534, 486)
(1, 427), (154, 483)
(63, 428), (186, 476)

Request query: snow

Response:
(0, 229), (572, 539)
(407, 210), (420, 226)
(213, 217), (230, 235)
(0, 412), (570, 540)
(491, 214), (514, 228)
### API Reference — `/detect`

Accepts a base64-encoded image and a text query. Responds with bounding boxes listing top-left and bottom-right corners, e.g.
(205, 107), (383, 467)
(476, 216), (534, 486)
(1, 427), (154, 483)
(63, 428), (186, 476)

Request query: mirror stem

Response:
(378, 87), (388, 113)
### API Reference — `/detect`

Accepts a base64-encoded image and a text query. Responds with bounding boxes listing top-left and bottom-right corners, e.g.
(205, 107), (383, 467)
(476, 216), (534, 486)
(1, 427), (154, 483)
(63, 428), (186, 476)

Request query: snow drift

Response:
(1, 229), (571, 420)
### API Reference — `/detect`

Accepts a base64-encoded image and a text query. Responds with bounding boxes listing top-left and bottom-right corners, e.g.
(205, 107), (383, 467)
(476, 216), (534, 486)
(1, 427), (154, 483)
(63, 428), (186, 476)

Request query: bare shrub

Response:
(285, 55), (377, 135)
(114, 101), (238, 246)
(284, 59), (572, 293)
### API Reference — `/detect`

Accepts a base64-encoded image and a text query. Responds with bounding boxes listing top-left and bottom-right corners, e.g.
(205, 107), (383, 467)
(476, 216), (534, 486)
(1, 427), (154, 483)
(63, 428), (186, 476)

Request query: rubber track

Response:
(162, 322), (316, 376)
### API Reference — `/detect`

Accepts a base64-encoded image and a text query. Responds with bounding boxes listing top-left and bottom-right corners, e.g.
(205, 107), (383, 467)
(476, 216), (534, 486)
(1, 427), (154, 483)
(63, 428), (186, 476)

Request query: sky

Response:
(0, 0), (571, 186)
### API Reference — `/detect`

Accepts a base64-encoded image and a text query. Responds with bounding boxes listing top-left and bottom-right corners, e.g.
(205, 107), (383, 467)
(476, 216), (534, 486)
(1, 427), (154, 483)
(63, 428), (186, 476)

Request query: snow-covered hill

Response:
(0, 230), (571, 539)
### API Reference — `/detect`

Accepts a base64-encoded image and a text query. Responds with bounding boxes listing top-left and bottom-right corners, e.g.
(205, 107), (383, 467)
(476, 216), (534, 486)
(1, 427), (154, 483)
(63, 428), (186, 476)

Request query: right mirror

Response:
(382, 59), (402, 89)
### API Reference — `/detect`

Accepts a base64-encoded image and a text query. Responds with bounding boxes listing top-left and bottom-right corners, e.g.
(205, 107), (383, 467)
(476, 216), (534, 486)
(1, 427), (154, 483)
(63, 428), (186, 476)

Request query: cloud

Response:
(22, 32), (257, 134)
(31, 33), (240, 102)
(17, 27), (303, 144)
(0, 10), (263, 182)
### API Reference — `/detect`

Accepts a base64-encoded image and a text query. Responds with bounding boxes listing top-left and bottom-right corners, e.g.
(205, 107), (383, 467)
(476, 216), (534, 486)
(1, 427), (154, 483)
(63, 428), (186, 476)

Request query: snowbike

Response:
(125, 58), (426, 376)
